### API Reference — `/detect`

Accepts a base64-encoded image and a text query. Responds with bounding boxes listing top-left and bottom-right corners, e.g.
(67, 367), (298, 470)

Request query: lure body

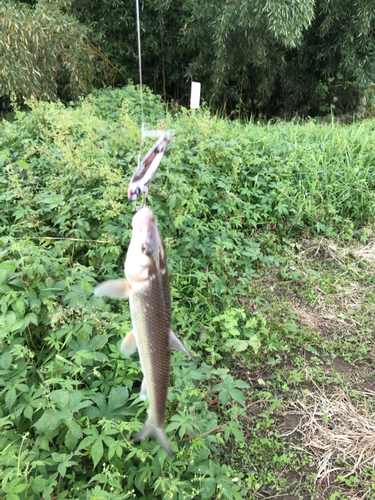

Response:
(128, 129), (174, 202)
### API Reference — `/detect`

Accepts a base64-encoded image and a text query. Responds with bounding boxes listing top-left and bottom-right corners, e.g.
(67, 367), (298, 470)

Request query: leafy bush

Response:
(0, 86), (375, 498)
(0, 0), (94, 102)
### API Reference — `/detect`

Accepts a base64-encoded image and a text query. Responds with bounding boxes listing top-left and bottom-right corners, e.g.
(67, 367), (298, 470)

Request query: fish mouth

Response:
(127, 207), (160, 275)
(128, 191), (138, 201)
(132, 207), (156, 228)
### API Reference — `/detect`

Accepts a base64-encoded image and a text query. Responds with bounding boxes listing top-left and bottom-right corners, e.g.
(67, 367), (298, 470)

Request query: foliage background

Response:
(1, 86), (375, 498)
(2, 0), (375, 117)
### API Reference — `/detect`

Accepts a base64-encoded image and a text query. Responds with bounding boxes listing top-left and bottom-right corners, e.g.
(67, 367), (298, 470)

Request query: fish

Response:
(128, 129), (174, 203)
(94, 207), (180, 456)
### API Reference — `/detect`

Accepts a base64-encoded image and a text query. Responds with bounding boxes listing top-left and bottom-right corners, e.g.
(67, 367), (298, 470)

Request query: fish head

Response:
(125, 207), (165, 282)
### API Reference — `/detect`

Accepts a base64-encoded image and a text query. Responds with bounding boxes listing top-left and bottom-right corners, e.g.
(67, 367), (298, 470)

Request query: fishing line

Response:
(131, 1), (174, 209)
(135, 1), (164, 142)
(135, 0), (144, 127)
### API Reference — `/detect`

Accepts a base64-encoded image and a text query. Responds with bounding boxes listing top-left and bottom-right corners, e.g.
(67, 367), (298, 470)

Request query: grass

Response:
(0, 86), (375, 499)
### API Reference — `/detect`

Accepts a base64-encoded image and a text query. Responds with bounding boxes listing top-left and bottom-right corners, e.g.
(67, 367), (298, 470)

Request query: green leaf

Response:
(0, 261), (17, 273)
(58, 463), (67, 477)
(23, 312), (38, 327)
(248, 335), (261, 354)
(34, 409), (65, 436)
(52, 452), (64, 462)
(225, 339), (248, 352)
(88, 334), (111, 352)
(0, 261), (16, 280)
(69, 420), (83, 439)
(65, 420), (82, 449)
(50, 390), (70, 408)
(221, 482), (233, 500)
(13, 298), (25, 316)
(4, 479), (26, 494)
(201, 478), (216, 498)
(91, 438), (103, 468)
(219, 389), (229, 406)
(24, 405), (33, 420)
(231, 425), (245, 442)
(78, 435), (97, 450)
(5, 388), (17, 410)
(0, 269), (8, 284)
(233, 380), (249, 389)
(305, 344), (318, 355)
(102, 435), (115, 447)
(229, 388), (245, 406)
(107, 386), (129, 412)
(66, 391), (84, 412)
(10, 321), (24, 332)
(0, 350), (12, 370)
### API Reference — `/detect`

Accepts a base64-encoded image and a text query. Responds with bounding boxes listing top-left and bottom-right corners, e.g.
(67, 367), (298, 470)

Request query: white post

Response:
(190, 81), (201, 109)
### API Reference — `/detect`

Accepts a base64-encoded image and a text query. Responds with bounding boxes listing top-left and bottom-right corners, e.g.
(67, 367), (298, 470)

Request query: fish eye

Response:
(135, 187), (141, 196)
(141, 243), (153, 256)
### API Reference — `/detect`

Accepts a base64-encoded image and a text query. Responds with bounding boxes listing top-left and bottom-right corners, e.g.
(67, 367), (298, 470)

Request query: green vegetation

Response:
(0, 0), (94, 103)
(1, 87), (375, 499)
(3, 0), (375, 116)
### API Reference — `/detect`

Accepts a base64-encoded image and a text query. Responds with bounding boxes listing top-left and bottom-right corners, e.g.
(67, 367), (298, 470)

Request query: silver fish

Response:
(94, 207), (176, 455)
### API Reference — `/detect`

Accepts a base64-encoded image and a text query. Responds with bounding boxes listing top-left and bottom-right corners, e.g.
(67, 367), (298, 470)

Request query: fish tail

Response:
(134, 417), (173, 456)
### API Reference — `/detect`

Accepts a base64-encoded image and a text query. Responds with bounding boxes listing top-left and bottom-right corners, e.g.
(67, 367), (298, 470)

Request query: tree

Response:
(0, 0), (94, 102)
(6, 0), (375, 117)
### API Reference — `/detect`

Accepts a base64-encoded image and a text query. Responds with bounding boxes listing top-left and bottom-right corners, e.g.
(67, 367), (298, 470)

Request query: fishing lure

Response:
(128, 129), (174, 206)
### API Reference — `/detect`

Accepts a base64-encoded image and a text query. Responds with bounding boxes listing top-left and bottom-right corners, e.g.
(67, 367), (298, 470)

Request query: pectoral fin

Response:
(94, 279), (131, 300)
(140, 377), (147, 401)
(120, 330), (137, 356)
(119, 326), (197, 365)
(169, 328), (197, 365)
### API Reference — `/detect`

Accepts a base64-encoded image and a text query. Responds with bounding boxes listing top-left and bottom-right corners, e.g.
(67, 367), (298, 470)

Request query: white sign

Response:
(190, 81), (201, 109)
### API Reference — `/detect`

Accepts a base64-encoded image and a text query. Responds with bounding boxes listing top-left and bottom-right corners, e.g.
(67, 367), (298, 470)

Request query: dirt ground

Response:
(238, 237), (375, 499)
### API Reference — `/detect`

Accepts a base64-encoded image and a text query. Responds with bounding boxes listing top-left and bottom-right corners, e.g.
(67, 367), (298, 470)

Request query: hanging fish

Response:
(128, 129), (174, 203)
(94, 207), (182, 456)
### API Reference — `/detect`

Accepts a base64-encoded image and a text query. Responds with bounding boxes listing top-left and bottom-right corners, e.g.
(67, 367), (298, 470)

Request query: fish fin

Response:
(94, 279), (131, 300)
(169, 328), (198, 365)
(140, 377), (147, 401)
(120, 330), (137, 356)
(134, 417), (173, 456)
